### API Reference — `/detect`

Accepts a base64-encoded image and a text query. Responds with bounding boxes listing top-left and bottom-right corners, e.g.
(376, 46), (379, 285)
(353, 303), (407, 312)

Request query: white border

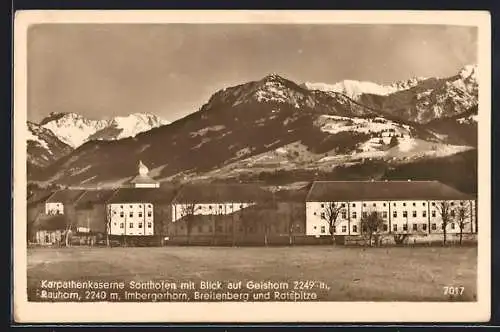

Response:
(13, 10), (491, 323)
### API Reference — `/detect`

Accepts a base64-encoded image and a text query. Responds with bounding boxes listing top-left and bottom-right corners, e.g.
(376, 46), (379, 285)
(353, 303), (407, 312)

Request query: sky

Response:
(27, 24), (477, 123)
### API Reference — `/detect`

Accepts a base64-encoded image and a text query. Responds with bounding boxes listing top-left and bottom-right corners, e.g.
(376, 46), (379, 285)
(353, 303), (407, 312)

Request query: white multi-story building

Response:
(305, 180), (476, 237)
(107, 201), (155, 236)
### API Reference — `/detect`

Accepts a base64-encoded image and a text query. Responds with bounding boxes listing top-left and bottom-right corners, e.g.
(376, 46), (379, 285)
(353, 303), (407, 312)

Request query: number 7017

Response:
(443, 286), (465, 295)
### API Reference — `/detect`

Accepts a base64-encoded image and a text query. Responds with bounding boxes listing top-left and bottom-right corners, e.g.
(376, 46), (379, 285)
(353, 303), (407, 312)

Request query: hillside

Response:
(30, 71), (477, 187)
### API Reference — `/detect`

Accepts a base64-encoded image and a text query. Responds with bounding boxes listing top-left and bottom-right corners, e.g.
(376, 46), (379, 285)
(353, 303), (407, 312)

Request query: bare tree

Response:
(105, 205), (113, 247)
(455, 203), (470, 245)
(322, 202), (345, 244)
(435, 201), (454, 245)
(180, 202), (196, 245)
(213, 204), (226, 245)
(360, 211), (385, 247)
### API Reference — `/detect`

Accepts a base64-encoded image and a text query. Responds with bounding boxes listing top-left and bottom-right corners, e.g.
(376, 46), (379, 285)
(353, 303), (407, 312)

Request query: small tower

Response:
(127, 160), (160, 188)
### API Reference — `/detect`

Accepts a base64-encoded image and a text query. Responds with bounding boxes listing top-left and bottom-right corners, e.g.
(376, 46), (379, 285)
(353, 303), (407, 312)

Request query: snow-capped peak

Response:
(39, 112), (170, 148)
(303, 80), (401, 100)
(458, 64), (478, 81)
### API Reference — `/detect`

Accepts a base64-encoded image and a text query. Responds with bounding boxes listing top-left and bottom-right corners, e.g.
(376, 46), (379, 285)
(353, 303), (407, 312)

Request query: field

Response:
(27, 245), (477, 302)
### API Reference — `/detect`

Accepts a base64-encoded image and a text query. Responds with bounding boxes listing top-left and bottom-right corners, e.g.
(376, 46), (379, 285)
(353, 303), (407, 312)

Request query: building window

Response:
(432, 202), (436, 206)
(362, 212), (367, 218)
(147, 211), (152, 217)
(240, 204), (244, 209)
(393, 203), (396, 206)
(120, 212), (124, 218)
(129, 212), (133, 217)
(423, 211), (427, 218)
(450, 210), (455, 217)
(198, 206), (202, 210)
(451, 223), (455, 230)
(382, 211), (388, 218)
(321, 204), (324, 208)
(320, 226), (326, 233)
(321, 212), (325, 219)
(341, 203), (346, 207)
(383, 203), (386, 207)
(219, 205), (223, 209)
(341, 226), (347, 233)
(341, 211), (347, 219)
(423, 202), (426, 206)
(352, 225), (358, 232)
(393, 211), (397, 218)
(129, 205), (132, 208)
(362, 225), (367, 233)
(352, 203), (356, 207)
(113, 211), (116, 215)
(431, 223), (437, 230)
(412, 211), (417, 218)
(393, 224), (397, 231)
(138, 212), (143, 218)
(403, 211), (408, 218)
(209, 205), (212, 210)
(451, 202), (455, 206)
(313, 226), (317, 230)
(403, 203), (406, 206)
(138, 223), (143, 228)
(460, 201), (464, 206)
(413, 203), (416, 207)
(120, 223), (124, 229)
(422, 224), (427, 231)
(129, 223), (133, 228)
(383, 224), (388, 231)
(363, 203), (366, 207)
(148, 222), (152, 228)
(148, 204), (152, 208)
(412, 224), (417, 231)
(403, 224), (408, 231)
(139, 205), (142, 208)
(120, 205), (123, 209)
(432, 211), (436, 218)
(373, 203), (376, 207)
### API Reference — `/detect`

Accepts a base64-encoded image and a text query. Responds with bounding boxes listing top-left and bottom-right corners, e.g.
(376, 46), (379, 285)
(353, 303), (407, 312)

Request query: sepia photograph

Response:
(13, 10), (491, 323)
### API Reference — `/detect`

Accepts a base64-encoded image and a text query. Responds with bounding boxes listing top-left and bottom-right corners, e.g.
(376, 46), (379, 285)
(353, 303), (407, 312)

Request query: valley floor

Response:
(26, 246), (477, 302)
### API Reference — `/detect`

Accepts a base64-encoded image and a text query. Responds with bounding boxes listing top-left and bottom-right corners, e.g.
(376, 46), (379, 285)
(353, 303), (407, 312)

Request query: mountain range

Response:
(27, 64), (478, 191)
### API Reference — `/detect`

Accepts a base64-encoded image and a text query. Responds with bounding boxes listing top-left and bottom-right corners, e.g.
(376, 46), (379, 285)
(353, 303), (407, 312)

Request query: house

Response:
(44, 189), (87, 215)
(106, 185), (177, 238)
(32, 214), (68, 245)
(305, 180), (476, 237)
(27, 189), (59, 243)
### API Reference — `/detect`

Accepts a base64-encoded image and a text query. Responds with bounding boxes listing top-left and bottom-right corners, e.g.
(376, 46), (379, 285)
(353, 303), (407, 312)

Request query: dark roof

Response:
(107, 185), (178, 204)
(46, 189), (87, 204)
(27, 190), (55, 206)
(74, 189), (118, 209)
(33, 214), (68, 231)
(172, 183), (273, 203)
(128, 174), (159, 184)
(306, 181), (474, 202)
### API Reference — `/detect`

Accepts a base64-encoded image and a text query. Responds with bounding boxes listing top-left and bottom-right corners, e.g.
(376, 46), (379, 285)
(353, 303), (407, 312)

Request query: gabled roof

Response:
(74, 189), (118, 209)
(27, 189), (56, 207)
(172, 183), (273, 203)
(305, 180), (474, 202)
(33, 214), (69, 231)
(107, 185), (178, 204)
(46, 189), (87, 204)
